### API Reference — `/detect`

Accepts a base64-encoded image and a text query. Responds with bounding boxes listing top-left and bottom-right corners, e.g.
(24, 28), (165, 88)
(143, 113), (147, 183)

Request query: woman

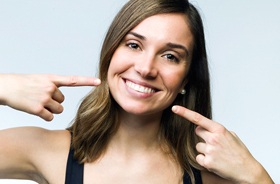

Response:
(0, 0), (274, 183)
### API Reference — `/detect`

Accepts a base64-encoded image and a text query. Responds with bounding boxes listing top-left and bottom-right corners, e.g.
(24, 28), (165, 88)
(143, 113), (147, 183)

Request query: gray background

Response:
(0, 0), (279, 183)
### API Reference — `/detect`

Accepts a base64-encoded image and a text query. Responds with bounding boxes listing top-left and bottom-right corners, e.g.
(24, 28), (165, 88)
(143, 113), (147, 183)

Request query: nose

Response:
(134, 54), (158, 79)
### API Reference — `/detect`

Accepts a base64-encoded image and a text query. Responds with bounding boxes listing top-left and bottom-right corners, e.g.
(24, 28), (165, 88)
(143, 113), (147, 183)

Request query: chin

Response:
(118, 103), (164, 117)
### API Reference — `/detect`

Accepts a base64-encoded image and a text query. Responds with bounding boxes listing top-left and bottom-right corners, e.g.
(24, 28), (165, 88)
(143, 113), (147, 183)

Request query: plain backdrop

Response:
(0, 0), (279, 183)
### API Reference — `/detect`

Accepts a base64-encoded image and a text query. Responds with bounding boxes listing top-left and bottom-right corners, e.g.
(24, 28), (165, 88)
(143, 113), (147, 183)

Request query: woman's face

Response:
(107, 13), (194, 116)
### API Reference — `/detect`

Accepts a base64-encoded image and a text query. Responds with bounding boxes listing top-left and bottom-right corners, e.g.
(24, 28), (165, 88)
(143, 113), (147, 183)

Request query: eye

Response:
(163, 54), (179, 63)
(126, 42), (140, 50)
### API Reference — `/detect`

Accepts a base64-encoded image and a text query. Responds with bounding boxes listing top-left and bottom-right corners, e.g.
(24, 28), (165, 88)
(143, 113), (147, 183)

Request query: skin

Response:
(0, 13), (274, 184)
(86, 13), (193, 184)
(0, 74), (100, 183)
(0, 74), (101, 121)
(172, 106), (274, 184)
(107, 13), (191, 117)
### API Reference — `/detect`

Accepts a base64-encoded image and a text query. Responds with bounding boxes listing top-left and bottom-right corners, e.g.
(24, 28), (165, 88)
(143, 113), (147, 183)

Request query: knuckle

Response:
(203, 157), (215, 171)
(192, 112), (202, 124)
(43, 83), (57, 95)
(68, 76), (78, 85)
(47, 84), (57, 93)
(219, 125), (227, 133)
(206, 145), (216, 155)
(195, 126), (203, 134)
(41, 95), (52, 105)
(208, 134), (220, 145)
(195, 142), (202, 152)
(33, 105), (45, 115)
(214, 124), (227, 135)
(195, 142), (200, 149)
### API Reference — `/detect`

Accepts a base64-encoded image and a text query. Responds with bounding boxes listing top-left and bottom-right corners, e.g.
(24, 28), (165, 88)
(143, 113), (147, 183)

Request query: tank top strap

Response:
(65, 133), (84, 184)
(65, 132), (201, 184)
(183, 166), (202, 184)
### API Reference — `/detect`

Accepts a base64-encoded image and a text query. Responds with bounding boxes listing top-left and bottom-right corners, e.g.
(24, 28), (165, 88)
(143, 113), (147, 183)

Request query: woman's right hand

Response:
(0, 74), (101, 121)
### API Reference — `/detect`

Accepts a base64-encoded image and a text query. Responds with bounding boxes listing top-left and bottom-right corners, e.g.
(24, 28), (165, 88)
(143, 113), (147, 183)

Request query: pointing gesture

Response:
(0, 74), (101, 121)
(172, 105), (274, 184)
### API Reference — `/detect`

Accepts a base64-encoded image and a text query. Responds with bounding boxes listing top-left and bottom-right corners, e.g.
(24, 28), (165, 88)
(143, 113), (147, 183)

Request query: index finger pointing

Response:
(172, 105), (219, 132)
(50, 75), (101, 87)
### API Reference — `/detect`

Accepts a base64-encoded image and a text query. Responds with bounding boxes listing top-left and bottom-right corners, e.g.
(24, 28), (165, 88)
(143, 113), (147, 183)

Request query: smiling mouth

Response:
(125, 80), (156, 94)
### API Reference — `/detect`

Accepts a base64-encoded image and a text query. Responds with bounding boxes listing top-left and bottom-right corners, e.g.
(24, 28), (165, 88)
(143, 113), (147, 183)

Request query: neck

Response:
(109, 109), (163, 154)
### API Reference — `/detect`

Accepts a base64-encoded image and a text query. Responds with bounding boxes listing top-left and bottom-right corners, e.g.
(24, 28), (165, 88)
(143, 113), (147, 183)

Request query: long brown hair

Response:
(68, 0), (211, 183)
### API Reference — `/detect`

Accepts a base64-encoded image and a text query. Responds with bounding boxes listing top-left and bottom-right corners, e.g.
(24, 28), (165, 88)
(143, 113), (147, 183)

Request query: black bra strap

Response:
(183, 166), (202, 184)
(65, 147), (84, 184)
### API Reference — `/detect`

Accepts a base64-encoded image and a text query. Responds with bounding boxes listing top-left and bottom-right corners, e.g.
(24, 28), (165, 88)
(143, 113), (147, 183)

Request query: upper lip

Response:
(123, 78), (161, 92)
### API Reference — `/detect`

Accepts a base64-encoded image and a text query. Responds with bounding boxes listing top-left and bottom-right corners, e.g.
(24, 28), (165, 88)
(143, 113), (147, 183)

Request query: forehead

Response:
(129, 13), (194, 49)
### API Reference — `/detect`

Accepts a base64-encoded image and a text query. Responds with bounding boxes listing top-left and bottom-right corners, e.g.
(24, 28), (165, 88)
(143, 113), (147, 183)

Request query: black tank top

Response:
(65, 147), (202, 184)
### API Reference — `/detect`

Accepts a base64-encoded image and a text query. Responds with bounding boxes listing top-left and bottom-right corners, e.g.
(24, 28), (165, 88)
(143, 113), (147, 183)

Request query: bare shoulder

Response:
(0, 126), (70, 152)
(30, 127), (71, 183)
(0, 127), (71, 183)
(201, 170), (234, 184)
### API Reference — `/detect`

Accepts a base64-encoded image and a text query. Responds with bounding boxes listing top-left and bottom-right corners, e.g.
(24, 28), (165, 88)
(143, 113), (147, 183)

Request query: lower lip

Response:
(123, 79), (156, 98)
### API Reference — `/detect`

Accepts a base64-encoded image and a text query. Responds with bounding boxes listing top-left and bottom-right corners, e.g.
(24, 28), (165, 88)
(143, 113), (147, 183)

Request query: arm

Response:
(0, 127), (70, 182)
(0, 73), (101, 121)
(0, 129), (42, 179)
(172, 105), (274, 184)
(0, 74), (99, 181)
(0, 127), (46, 180)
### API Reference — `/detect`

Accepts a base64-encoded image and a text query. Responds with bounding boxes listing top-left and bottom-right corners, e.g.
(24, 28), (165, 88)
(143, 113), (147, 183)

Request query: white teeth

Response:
(126, 80), (156, 94)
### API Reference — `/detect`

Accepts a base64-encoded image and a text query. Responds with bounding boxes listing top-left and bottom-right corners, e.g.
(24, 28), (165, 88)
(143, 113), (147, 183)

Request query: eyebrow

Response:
(128, 32), (146, 40)
(128, 32), (190, 57)
(166, 43), (189, 57)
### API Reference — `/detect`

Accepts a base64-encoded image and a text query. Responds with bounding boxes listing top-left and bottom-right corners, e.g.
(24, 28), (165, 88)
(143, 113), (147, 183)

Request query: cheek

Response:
(169, 79), (183, 93)
(108, 49), (130, 75)
(162, 68), (188, 92)
(107, 53), (121, 80)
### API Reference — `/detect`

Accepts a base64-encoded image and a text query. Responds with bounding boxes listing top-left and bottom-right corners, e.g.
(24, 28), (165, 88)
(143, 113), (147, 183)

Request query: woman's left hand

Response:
(172, 105), (274, 184)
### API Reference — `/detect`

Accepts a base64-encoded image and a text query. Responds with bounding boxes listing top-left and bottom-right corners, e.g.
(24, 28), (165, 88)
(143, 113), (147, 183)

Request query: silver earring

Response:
(180, 89), (186, 95)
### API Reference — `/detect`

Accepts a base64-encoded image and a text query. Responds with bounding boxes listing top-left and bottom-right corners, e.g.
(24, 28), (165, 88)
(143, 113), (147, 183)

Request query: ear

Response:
(179, 78), (189, 94)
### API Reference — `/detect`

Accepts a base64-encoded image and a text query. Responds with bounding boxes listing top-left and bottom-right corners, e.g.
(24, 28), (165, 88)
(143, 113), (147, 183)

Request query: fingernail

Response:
(95, 78), (101, 84)
(171, 106), (178, 113)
